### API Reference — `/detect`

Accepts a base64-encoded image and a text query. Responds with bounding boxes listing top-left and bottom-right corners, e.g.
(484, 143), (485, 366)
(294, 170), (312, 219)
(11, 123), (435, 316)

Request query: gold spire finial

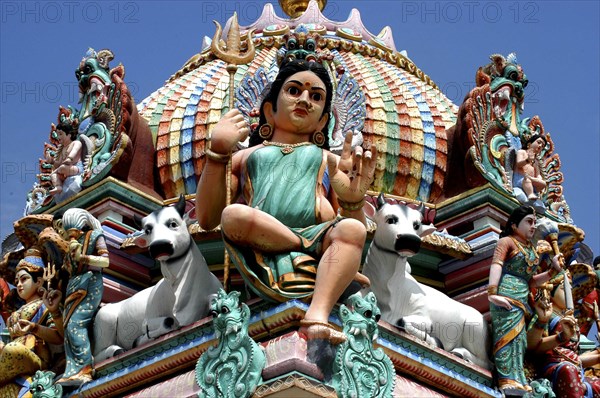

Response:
(279, 0), (327, 18)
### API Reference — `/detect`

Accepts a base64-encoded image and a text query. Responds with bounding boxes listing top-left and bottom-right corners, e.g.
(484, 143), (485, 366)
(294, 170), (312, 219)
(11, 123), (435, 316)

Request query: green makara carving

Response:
(333, 292), (395, 398)
(526, 378), (555, 398)
(195, 289), (265, 398)
(30, 370), (63, 398)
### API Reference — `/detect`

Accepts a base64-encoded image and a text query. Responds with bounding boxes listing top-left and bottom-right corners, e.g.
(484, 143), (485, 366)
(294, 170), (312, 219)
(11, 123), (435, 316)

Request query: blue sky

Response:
(1, 1), (598, 258)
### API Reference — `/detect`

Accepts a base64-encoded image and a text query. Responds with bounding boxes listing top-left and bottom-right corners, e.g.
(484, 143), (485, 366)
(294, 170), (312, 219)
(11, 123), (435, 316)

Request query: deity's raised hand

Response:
(558, 313), (578, 341)
(41, 288), (62, 314)
(327, 132), (377, 204)
(209, 109), (250, 155)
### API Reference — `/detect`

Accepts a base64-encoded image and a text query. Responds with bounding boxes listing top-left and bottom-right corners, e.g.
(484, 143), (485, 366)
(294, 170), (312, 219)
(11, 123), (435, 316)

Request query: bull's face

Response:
(373, 202), (436, 258)
(134, 196), (190, 262)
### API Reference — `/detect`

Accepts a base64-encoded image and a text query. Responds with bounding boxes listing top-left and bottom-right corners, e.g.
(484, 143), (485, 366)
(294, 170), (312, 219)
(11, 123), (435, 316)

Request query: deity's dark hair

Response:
(56, 120), (78, 141)
(500, 205), (535, 238)
(524, 134), (547, 149)
(249, 59), (333, 150)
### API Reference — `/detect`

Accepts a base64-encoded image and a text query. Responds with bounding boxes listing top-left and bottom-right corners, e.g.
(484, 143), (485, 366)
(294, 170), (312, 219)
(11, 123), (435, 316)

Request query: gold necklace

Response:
(509, 236), (538, 271)
(263, 140), (313, 155)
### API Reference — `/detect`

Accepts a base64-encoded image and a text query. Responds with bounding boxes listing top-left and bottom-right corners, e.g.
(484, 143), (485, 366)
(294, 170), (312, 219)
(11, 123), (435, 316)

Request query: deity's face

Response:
(528, 137), (545, 154)
(266, 70), (329, 140)
(15, 269), (42, 303)
(53, 218), (68, 240)
(513, 214), (536, 241)
(56, 129), (72, 145)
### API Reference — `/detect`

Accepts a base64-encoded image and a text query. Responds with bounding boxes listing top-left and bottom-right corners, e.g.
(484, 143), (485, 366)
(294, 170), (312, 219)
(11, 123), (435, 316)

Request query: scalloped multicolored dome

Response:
(138, 1), (457, 202)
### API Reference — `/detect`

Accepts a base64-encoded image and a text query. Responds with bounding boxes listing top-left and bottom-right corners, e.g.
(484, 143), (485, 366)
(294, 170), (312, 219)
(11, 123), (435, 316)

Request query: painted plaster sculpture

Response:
(445, 53), (570, 221)
(30, 370), (63, 398)
(514, 134), (548, 201)
(52, 208), (108, 385)
(44, 107), (84, 202)
(0, 250), (63, 396)
(195, 289), (265, 398)
(28, 47), (158, 212)
(527, 379), (555, 398)
(362, 194), (492, 370)
(528, 281), (600, 396)
(150, 12), (452, 203)
(333, 292), (395, 398)
(93, 195), (222, 360)
(487, 205), (563, 393)
(195, 42), (376, 344)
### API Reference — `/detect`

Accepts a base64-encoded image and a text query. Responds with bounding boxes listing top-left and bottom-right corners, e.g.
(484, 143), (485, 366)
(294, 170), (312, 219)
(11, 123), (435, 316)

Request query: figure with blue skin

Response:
(53, 209), (108, 385)
(196, 59), (376, 344)
(487, 205), (562, 393)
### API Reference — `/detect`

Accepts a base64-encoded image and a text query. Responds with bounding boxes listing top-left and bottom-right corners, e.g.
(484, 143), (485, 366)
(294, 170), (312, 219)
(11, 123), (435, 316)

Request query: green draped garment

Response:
(226, 144), (337, 302)
(491, 246), (538, 389)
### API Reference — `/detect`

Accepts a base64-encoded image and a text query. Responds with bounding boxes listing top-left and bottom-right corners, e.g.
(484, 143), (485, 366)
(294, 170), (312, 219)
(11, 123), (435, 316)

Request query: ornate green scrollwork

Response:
(195, 289), (265, 398)
(333, 292), (395, 398)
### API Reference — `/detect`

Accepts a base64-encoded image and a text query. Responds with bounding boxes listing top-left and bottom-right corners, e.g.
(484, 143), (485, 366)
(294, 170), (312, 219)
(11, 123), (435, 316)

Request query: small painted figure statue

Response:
(53, 208), (108, 385)
(528, 282), (600, 397)
(0, 249), (63, 396)
(514, 134), (547, 201)
(46, 119), (83, 196)
(487, 205), (562, 393)
(196, 59), (377, 344)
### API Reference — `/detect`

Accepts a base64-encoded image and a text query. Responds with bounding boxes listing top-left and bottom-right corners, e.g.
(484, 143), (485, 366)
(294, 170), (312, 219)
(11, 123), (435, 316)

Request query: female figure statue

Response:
(196, 59), (376, 344)
(53, 208), (108, 385)
(487, 205), (562, 392)
(0, 250), (63, 395)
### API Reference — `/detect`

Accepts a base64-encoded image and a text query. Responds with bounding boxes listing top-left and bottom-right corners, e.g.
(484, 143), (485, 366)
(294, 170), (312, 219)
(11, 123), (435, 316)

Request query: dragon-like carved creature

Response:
(445, 53), (570, 221)
(195, 289), (265, 398)
(30, 370), (63, 398)
(333, 292), (395, 398)
(27, 48), (159, 212)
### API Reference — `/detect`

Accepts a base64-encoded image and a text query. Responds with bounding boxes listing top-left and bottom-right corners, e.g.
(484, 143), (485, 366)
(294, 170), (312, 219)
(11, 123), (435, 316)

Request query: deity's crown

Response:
(16, 247), (46, 272)
(276, 25), (331, 67)
(79, 47), (114, 71)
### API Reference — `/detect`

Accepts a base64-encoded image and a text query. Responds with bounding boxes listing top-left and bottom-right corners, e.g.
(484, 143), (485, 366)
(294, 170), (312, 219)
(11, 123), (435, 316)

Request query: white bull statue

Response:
(362, 194), (492, 370)
(93, 195), (222, 361)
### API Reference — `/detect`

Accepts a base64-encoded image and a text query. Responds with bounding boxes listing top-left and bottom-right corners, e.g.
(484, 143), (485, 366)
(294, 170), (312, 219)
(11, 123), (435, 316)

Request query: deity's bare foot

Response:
(353, 272), (370, 288)
(57, 364), (94, 386)
(300, 319), (347, 345)
(527, 193), (538, 200)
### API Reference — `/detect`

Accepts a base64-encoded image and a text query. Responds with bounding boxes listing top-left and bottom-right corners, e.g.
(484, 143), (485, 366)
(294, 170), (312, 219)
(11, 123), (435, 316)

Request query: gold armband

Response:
(487, 285), (498, 296)
(205, 148), (231, 164)
(338, 198), (365, 212)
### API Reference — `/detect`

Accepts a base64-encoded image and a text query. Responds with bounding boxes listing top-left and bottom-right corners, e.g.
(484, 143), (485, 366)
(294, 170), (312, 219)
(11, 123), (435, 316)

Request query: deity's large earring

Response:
(259, 123), (273, 140)
(312, 130), (325, 147)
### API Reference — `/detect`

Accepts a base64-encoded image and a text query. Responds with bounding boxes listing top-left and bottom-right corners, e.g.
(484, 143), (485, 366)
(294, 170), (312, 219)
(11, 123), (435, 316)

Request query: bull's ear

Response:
(420, 224), (436, 238)
(133, 214), (144, 228)
(174, 194), (186, 217)
(376, 193), (386, 211)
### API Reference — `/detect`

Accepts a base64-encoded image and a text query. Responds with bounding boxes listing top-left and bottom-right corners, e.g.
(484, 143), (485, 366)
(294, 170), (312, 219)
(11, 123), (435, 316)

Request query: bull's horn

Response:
(416, 202), (426, 216)
(175, 194), (186, 217)
(376, 193), (386, 210)
(133, 213), (144, 228)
